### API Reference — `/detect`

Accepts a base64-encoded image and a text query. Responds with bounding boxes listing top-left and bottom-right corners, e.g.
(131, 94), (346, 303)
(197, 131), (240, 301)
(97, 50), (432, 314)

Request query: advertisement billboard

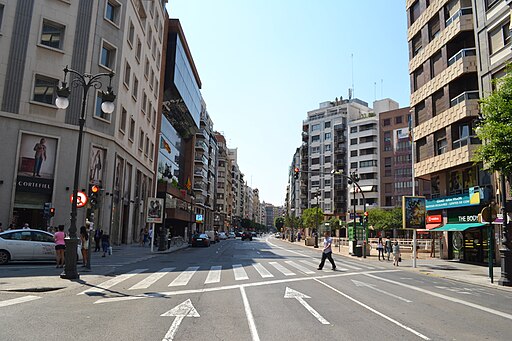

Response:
(402, 196), (426, 229)
(147, 198), (164, 224)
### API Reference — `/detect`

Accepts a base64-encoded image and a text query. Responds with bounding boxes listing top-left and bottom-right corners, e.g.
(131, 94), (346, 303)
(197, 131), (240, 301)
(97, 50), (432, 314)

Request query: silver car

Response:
(0, 229), (82, 265)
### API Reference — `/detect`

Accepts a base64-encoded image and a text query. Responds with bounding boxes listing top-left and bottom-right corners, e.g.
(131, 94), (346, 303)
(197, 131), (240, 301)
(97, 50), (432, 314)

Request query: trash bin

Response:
(354, 245), (363, 257)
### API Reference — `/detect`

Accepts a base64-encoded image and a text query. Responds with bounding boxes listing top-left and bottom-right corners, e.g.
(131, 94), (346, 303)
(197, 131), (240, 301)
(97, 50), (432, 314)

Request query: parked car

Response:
(251, 231), (257, 239)
(191, 233), (210, 247)
(228, 232), (235, 239)
(205, 231), (219, 243)
(275, 232), (281, 238)
(241, 232), (253, 241)
(0, 229), (82, 265)
(218, 232), (227, 240)
(235, 231), (242, 238)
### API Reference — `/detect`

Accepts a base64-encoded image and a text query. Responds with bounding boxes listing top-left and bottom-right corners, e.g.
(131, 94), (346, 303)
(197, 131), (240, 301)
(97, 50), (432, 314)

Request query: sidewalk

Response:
(0, 243), (188, 292)
(285, 238), (510, 291)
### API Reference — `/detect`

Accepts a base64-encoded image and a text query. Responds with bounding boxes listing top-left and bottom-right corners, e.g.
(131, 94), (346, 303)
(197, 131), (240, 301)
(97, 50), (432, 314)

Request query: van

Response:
(205, 231), (218, 243)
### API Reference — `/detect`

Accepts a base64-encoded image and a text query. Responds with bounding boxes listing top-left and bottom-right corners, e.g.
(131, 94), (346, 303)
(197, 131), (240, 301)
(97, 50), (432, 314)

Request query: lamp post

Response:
(56, 66), (115, 280)
(314, 190), (320, 248)
(499, 173), (512, 286)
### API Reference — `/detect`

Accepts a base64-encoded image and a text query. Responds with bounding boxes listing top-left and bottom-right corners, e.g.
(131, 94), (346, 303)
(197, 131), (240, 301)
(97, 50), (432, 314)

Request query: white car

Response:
(0, 229), (82, 265)
(228, 232), (235, 239)
(275, 232), (281, 238)
(218, 232), (228, 240)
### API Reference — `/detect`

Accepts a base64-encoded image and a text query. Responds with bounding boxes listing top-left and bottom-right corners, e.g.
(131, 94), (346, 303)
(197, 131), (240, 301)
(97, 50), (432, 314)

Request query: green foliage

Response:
(367, 207), (402, 230)
(274, 217), (284, 229)
(475, 67), (512, 175)
(302, 207), (324, 228)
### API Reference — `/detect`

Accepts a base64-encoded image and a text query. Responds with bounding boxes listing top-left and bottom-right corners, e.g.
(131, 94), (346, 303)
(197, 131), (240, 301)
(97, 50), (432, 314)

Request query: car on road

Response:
(191, 233), (210, 247)
(241, 232), (253, 241)
(275, 232), (281, 238)
(235, 231), (242, 238)
(205, 231), (219, 244)
(228, 232), (235, 239)
(218, 232), (227, 240)
(251, 231), (257, 239)
(0, 229), (82, 265)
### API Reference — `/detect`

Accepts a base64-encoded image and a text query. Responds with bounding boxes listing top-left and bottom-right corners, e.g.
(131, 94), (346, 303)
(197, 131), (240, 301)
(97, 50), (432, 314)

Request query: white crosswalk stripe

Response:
(285, 261), (315, 274)
(232, 264), (249, 280)
(79, 269), (148, 295)
(269, 261), (295, 276)
(0, 295), (41, 308)
(336, 261), (362, 270)
(169, 266), (199, 287)
(128, 267), (175, 290)
(205, 266), (222, 284)
(252, 263), (274, 278)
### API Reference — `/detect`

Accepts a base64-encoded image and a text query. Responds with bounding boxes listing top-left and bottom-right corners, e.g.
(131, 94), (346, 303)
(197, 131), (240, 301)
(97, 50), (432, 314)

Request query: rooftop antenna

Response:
(351, 53), (355, 99)
(374, 81), (377, 101)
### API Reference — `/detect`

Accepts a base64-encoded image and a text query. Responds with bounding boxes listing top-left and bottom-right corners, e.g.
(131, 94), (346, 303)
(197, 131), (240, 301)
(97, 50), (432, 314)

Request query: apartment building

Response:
(407, 0), (495, 263)
(0, 0), (166, 245)
(214, 132), (233, 230)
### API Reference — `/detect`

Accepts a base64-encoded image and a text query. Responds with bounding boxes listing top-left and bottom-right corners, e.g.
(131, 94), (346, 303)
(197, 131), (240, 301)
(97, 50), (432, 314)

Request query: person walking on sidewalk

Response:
(54, 225), (66, 268)
(101, 233), (110, 257)
(94, 227), (103, 252)
(377, 237), (384, 261)
(392, 241), (401, 266)
(318, 231), (336, 271)
(385, 237), (392, 261)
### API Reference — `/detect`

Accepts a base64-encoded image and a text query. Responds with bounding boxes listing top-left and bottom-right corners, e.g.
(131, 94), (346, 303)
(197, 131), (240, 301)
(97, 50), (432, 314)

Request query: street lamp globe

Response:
(55, 96), (69, 109)
(101, 100), (115, 114)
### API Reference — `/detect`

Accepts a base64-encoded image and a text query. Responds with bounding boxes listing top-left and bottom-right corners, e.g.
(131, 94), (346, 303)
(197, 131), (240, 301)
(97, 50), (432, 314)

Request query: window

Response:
(145, 135), (149, 156)
(435, 129), (447, 155)
(150, 142), (154, 161)
(149, 69), (154, 89)
(324, 179), (331, 186)
(129, 118), (135, 141)
(383, 118), (391, 126)
(384, 157), (392, 167)
(350, 126), (358, 133)
(0, 4), (4, 31)
(350, 162), (358, 169)
(40, 20), (65, 49)
(128, 21), (135, 46)
(311, 135), (320, 142)
(431, 51), (443, 78)
(144, 58), (150, 79)
(147, 102), (152, 122)
(311, 146), (320, 153)
(120, 107), (127, 133)
(324, 132), (331, 140)
(410, 0), (420, 24)
(311, 124), (320, 131)
(413, 66), (424, 91)
(105, 0), (120, 25)
(100, 41), (116, 70)
(485, 0), (500, 11)
(311, 158), (320, 165)
(324, 121), (331, 128)
(141, 91), (147, 114)
(360, 160), (377, 168)
(132, 76), (139, 99)
(384, 131), (391, 142)
(395, 116), (402, 124)
(95, 92), (111, 121)
(33, 75), (58, 105)
(350, 150), (358, 157)
(350, 138), (357, 145)
(124, 61), (131, 87)
(489, 22), (511, 54)
(428, 15), (440, 41)
(136, 38), (142, 62)
(412, 32), (422, 57)
(325, 144), (331, 152)
(147, 27), (152, 48)
(324, 156), (331, 163)
(139, 129), (144, 150)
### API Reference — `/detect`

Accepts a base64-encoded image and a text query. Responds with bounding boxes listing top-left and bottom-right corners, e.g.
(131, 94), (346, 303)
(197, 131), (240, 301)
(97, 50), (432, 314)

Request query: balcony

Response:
(450, 90), (479, 108)
(194, 154), (208, 165)
(448, 48), (476, 67)
(195, 141), (208, 152)
(196, 128), (208, 139)
(445, 7), (472, 27)
(415, 144), (478, 177)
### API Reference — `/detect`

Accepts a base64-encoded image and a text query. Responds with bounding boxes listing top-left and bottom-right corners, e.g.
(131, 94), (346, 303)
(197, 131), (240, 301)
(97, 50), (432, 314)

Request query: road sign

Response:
(70, 191), (88, 208)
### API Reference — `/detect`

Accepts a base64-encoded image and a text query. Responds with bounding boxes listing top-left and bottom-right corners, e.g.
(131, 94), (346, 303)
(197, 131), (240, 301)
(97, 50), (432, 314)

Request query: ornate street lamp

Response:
(56, 66), (115, 280)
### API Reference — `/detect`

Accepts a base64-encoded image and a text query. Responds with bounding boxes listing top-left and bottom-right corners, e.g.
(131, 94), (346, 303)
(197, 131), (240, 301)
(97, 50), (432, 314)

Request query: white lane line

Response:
(285, 261), (315, 274)
(0, 295), (41, 308)
(365, 273), (512, 321)
(315, 279), (430, 340)
(129, 267), (175, 290)
(169, 267), (199, 287)
(269, 262), (295, 276)
(93, 270), (400, 304)
(233, 264), (249, 281)
(240, 286), (261, 341)
(252, 263), (274, 278)
(79, 268), (148, 295)
(205, 266), (222, 284)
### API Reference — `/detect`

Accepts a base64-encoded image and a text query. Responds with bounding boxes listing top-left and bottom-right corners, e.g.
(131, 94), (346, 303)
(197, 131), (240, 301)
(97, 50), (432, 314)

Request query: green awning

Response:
(433, 223), (486, 231)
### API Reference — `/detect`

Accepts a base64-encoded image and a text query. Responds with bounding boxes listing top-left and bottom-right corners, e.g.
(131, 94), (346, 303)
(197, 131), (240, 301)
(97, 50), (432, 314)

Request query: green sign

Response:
(348, 226), (367, 240)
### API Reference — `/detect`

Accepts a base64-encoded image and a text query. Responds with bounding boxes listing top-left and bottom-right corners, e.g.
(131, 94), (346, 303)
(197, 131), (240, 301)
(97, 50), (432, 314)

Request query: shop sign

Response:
(16, 176), (54, 194)
(195, 214), (203, 223)
(447, 214), (479, 223)
(427, 215), (442, 223)
(426, 193), (479, 210)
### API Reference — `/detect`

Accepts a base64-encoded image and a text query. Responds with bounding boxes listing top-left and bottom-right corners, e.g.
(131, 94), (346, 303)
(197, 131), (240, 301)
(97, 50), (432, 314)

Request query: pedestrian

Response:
(139, 228), (145, 246)
(297, 231), (301, 242)
(392, 241), (401, 266)
(101, 233), (110, 257)
(54, 225), (66, 268)
(23, 223), (30, 229)
(318, 231), (336, 271)
(377, 237), (384, 261)
(385, 237), (392, 261)
(79, 226), (89, 267)
(143, 227), (149, 246)
(8, 223), (15, 230)
(94, 227), (103, 252)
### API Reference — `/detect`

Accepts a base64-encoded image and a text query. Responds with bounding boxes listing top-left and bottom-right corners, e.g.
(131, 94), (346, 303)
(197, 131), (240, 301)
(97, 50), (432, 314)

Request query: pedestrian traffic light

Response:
(50, 207), (55, 217)
(43, 202), (51, 218)
(89, 184), (100, 207)
(294, 167), (300, 180)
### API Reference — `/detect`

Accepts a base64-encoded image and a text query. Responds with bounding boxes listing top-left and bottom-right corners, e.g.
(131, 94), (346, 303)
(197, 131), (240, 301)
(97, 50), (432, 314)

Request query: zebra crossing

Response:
(78, 258), (386, 295)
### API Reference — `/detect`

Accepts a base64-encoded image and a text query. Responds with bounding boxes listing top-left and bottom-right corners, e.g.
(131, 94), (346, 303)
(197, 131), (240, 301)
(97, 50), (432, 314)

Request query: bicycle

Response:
(168, 236), (184, 247)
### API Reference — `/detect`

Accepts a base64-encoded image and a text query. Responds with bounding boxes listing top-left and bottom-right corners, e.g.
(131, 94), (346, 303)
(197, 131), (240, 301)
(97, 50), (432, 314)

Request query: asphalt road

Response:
(1, 236), (512, 341)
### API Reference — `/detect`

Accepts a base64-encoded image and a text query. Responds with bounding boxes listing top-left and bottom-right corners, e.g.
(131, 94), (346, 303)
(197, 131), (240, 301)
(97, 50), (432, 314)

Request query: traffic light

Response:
(89, 184), (100, 207)
(294, 167), (300, 180)
(364, 211), (369, 224)
(50, 207), (55, 217)
(43, 202), (51, 218)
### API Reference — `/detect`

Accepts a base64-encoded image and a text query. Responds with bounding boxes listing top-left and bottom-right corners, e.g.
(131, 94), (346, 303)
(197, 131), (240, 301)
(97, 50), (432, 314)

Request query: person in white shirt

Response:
(318, 231), (336, 271)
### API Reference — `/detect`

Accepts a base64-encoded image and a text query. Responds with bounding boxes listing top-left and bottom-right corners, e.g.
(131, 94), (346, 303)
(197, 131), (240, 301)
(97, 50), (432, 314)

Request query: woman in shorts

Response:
(54, 225), (66, 268)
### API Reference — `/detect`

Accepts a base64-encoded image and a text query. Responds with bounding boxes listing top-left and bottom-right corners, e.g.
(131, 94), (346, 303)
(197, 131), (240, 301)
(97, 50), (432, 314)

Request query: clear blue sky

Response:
(166, 1), (410, 206)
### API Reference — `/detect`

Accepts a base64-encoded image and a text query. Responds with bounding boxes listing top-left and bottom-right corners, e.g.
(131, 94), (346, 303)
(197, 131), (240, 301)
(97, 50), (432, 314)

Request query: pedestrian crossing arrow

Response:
(161, 299), (200, 341)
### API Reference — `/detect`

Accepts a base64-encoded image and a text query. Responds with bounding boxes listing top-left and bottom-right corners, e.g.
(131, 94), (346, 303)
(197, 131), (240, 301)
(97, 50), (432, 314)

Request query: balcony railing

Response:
(450, 90), (479, 107)
(452, 136), (481, 149)
(445, 7), (472, 27)
(448, 48), (476, 66)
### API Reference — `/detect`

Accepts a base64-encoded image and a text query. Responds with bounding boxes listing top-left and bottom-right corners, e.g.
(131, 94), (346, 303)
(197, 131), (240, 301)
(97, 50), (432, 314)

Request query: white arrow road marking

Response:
(269, 262), (295, 276)
(129, 267), (175, 290)
(205, 266), (222, 284)
(315, 279), (430, 340)
(79, 269), (148, 295)
(160, 299), (200, 341)
(169, 267), (199, 287)
(284, 287), (329, 325)
(233, 264), (249, 280)
(0, 295), (40, 308)
(351, 279), (412, 303)
(252, 263), (274, 278)
(285, 261), (315, 274)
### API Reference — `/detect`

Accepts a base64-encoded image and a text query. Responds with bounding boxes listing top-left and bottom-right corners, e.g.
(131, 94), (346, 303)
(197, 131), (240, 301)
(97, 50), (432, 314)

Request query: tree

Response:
(302, 207), (324, 229)
(367, 207), (402, 230)
(274, 217), (284, 231)
(475, 67), (512, 176)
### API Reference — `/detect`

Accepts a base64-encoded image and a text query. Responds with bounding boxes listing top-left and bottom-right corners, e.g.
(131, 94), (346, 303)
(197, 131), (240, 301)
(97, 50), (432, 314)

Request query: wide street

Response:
(1, 236), (512, 341)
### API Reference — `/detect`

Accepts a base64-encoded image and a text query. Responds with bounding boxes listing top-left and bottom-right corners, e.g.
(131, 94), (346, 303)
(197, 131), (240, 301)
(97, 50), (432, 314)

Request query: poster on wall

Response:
(16, 133), (58, 194)
(402, 196), (426, 229)
(89, 146), (105, 185)
(146, 197), (164, 223)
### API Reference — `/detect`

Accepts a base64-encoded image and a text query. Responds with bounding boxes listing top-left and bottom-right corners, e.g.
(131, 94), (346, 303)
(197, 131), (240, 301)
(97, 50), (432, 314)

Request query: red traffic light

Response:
(294, 167), (299, 173)
(91, 185), (100, 193)
(364, 211), (369, 217)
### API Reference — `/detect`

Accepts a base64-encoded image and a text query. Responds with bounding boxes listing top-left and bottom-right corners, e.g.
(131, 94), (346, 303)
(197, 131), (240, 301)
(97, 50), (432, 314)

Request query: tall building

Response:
(214, 132), (233, 230)
(0, 0), (166, 245)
